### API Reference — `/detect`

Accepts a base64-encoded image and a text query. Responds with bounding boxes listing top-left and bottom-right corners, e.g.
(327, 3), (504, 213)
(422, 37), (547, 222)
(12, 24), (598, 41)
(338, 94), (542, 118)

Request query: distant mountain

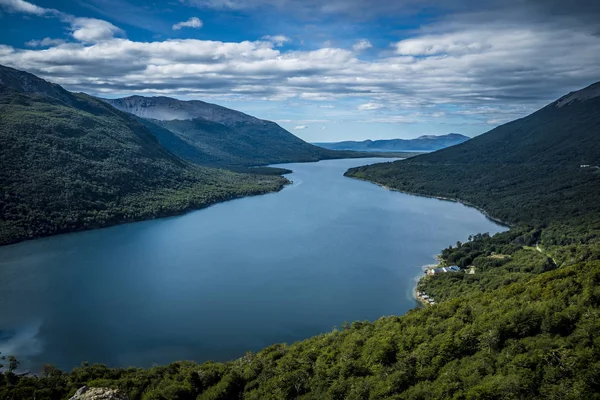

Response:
(106, 96), (353, 167)
(314, 133), (470, 152)
(0, 65), (286, 245)
(346, 81), (600, 226)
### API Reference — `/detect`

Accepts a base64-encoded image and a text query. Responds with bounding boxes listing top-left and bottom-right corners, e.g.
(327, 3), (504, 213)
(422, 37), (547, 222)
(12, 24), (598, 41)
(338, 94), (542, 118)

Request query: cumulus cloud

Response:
(25, 37), (65, 47)
(294, 125), (308, 130)
(172, 17), (203, 30)
(358, 103), (383, 110)
(352, 39), (372, 52)
(0, 0), (53, 15)
(261, 35), (290, 47)
(3, 0), (600, 130)
(0, 0), (122, 44)
(68, 17), (124, 43)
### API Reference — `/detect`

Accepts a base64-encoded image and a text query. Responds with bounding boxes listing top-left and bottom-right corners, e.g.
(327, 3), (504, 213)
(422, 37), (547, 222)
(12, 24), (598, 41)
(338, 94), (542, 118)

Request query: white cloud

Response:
(261, 35), (290, 47)
(1, 0), (600, 130)
(25, 37), (65, 47)
(172, 17), (203, 30)
(294, 125), (308, 130)
(0, 0), (53, 15)
(358, 103), (383, 110)
(352, 39), (372, 52)
(69, 17), (124, 43)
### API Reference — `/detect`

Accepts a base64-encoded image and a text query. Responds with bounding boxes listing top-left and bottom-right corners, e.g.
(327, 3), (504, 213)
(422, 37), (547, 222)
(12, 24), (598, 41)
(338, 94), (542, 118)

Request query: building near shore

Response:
(427, 265), (461, 275)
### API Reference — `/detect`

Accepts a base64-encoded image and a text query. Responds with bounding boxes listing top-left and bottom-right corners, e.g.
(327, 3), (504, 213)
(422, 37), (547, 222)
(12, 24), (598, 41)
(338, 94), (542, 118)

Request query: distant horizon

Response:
(311, 133), (472, 143)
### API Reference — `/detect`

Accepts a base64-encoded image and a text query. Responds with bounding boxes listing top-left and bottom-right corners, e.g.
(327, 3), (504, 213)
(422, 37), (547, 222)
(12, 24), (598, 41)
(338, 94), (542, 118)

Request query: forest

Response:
(0, 80), (288, 246)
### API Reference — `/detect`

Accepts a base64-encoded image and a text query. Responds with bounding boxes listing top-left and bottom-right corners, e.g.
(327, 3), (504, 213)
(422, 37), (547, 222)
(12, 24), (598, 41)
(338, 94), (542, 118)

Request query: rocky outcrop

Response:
(69, 386), (129, 400)
(105, 95), (260, 125)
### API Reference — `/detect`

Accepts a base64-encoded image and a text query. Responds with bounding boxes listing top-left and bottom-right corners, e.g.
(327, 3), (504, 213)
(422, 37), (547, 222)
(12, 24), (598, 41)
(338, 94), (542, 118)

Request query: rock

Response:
(69, 386), (129, 400)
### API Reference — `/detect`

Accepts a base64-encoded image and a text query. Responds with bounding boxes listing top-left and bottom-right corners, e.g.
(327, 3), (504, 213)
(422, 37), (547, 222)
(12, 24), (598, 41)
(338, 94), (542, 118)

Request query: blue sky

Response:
(1, 0), (599, 142)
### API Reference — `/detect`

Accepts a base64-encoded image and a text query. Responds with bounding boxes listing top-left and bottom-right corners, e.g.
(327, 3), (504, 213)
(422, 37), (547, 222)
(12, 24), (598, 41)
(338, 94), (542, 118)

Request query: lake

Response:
(0, 158), (506, 371)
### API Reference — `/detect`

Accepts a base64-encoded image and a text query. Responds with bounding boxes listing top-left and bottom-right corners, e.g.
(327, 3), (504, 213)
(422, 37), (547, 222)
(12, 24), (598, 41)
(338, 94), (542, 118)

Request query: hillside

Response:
(106, 96), (361, 167)
(0, 65), (287, 246)
(391, 84), (600, 166)
(346, 82), (600, 228)
(314, 133), (470, 152)
(3, 84), (600, 399)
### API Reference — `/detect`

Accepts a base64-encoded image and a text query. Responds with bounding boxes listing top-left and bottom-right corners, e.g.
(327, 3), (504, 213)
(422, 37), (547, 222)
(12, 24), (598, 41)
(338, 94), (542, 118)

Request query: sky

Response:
(0, 0), (599, 142)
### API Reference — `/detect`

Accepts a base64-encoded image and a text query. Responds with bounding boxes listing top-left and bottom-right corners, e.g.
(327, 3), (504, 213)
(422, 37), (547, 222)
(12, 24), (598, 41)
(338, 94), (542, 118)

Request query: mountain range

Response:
(4, 78), (600, 399)
(106, 96), (364, 167)
(314, 133), (470, 152)
(0, 64), (402, 245)
(0, 65), (288, 245)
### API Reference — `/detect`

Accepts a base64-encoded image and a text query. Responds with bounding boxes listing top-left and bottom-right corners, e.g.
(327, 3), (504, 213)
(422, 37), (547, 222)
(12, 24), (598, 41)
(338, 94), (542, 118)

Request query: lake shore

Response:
(345, 175), (512, 228)
(0, 177), (290, 248)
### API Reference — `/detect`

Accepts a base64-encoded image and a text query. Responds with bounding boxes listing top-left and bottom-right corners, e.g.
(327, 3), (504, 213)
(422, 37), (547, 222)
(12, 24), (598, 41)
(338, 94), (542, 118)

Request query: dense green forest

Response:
(0, 65), (287, 246)
(2, 75), (599, 398)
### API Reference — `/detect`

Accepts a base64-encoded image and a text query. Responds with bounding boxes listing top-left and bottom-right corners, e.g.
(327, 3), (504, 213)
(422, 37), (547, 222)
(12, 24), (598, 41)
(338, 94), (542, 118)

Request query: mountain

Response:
(106, 96), (358, 167)
(314, 133), (470, 152)
(346, 82), (600, 227)
(389, 83), (600, 166)
(0, 65), (286, 245)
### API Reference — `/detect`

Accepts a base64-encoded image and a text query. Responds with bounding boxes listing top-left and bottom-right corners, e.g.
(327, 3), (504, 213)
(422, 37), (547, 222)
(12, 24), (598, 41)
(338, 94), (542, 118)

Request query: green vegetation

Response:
(0, 65), (287, 245)
(227, 167), (293, 176)
(2, 75), (600, 398)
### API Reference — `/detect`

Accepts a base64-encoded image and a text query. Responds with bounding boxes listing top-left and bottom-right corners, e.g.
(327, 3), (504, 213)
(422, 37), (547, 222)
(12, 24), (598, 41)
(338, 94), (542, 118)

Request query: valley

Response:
(0, 18), (599, 399)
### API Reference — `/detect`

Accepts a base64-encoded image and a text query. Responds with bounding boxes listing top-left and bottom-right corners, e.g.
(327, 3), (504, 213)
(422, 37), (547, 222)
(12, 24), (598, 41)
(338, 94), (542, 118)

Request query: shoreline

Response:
(347, 176), (512, 228)
(344, 174), (511, 306)
(0, 178), (290, 248)
(412, 264), (439, 307)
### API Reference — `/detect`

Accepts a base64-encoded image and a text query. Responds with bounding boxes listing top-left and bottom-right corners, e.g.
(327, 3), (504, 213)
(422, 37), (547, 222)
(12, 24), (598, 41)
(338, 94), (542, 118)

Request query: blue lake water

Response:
(0, 158), (506, 371)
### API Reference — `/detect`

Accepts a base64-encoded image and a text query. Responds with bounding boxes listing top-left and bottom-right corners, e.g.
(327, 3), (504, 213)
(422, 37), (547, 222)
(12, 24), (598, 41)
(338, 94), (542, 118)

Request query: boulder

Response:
(69, 386), (128, 400)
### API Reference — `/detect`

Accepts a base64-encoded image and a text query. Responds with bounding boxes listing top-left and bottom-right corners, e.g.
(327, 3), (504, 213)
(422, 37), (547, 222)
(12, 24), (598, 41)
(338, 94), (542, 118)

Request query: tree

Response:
(7, 356), (19, 373)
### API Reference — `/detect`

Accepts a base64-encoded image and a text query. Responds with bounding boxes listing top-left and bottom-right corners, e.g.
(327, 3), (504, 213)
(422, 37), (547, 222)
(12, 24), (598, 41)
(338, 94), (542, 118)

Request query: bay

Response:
(0, 158), (505, 371)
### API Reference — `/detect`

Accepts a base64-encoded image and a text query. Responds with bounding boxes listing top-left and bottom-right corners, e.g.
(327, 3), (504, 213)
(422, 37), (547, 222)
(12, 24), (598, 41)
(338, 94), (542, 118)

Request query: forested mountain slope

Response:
(346, 82), (600, 229)
(106, 96), (359, 167)
(395, 82), (600, 166)
(0, 65), (286, 245)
